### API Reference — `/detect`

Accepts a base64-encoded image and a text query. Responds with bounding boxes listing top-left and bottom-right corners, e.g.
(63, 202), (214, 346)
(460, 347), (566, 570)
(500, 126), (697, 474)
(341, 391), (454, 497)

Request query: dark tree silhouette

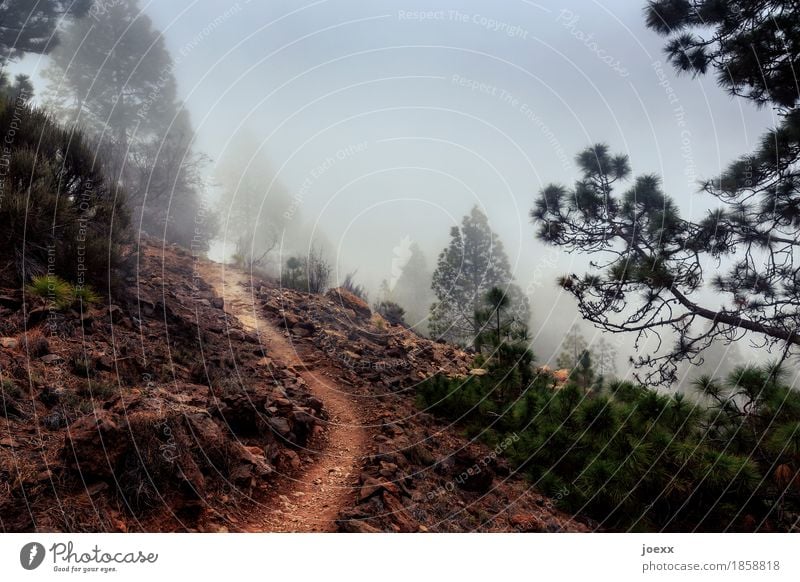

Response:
(389, 241), (434, 333)
(645, 0), (800, 108)
(217, 132), (292, 269)
(0, 100), (129, 286)
(0, 0), (90, 63)
(532, 142), (800, 385)
(0, 71), (33, 100)
(532, 1), (800, 384)
(556, 323), (589, 369)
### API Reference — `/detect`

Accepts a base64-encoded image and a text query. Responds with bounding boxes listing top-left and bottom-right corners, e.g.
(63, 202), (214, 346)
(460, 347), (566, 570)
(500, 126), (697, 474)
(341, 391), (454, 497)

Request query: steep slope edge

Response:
(243, 274), (589, 532)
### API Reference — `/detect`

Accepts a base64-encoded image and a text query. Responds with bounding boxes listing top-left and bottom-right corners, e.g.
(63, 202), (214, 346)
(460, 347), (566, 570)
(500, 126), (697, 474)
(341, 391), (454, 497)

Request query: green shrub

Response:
(1, 378), (21, 399)
(0, 378), (23, 419)
(89, 382), (118, 401)
(417, 360), (800, 531)
(376, 301), (406, 326)
(281, 248), (331, 294)
(27, 275), (74, 309)
(26, 276), (102, 310)
(77, 381), (118, 401)
(72, 285), (101, 306)
(71, 352), (95, 377)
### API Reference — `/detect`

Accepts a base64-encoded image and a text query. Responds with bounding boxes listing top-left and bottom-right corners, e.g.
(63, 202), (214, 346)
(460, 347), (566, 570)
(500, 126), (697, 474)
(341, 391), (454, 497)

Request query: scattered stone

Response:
(509, 513), (547, 532)
(326, 288), (371, 319)
(381, 493), (418, 533)
(0, 239), (589, 534)
(405, 443), (437, 467)
(268, 417), (291, 436)
(307, 396), (324, 414)
(26, 307), (49, 326)
(359, 476), (383, 501)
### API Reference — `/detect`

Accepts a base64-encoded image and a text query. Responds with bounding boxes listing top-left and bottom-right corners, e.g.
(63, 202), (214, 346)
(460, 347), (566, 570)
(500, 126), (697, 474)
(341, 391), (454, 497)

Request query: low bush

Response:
(22, 330), (50, 357)
(341, 271), (367, 301)
(417, 362), (800, 532)
(25, 274), (102, 311)
(376, 301), (406, 326)
(26, 275), (73, 309)
(77, 381), (118, 401)
(0, 99), (129, 288)
(70, 351), (95, 377)
(73, 285), (101, 306)
(281, 247), (331, 294)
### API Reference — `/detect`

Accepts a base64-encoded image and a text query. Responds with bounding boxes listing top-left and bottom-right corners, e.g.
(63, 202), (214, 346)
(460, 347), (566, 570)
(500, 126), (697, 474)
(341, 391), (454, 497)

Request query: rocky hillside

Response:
(246, 276), (590, 532)
(0, 239), (589, 532)
(0, 242), (319, 532)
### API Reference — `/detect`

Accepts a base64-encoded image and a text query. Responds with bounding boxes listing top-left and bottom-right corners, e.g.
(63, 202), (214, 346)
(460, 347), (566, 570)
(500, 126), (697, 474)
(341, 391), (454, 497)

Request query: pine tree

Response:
(688, 339), (743, 383)
(465, 286), (535, 398)
(556, 324), (588, 369)
(0, 72), (33, 101)
(575, 349), (595, 390)
(430, 206), (529, 345)
(388, 242), (433, 333)
(593, 338), (617, 386)
(645, 0), (800, 109)
(216, 132), (292, 270)
(475, 287), (512, 351)
(42, 0), (212, 247)
(532, 140), (800, 385)
(42, 0), (176, 148)
(128, 108), (213, 247)
(534, 2), (800, 385)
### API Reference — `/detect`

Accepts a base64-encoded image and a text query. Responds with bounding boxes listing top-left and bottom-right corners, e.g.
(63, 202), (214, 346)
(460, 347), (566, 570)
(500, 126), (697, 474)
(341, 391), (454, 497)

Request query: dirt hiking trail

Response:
(199, 261), (368, 532)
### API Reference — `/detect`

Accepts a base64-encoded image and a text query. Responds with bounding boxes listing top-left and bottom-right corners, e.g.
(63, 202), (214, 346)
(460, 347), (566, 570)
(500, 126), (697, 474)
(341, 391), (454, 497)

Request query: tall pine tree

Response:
(216, 132), (293, 269)
(42, 0), (176, 147)
(42, 0), (212, 248)
(556, 324), (588, 369)
(534, 2), (800, 384)
(0, 72), (34, 101)
(380, 241), (434, 334)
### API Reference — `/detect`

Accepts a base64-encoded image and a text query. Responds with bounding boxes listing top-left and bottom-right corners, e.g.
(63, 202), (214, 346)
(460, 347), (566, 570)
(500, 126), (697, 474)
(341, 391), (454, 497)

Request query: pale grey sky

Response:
(135, 0), (772, 278)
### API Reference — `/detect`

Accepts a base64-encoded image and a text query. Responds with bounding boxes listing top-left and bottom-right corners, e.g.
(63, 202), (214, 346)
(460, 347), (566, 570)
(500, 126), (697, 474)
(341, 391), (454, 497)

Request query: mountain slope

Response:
(229, 264), (589, 533)
(198, 262), (369, 532)
(0, 240), (588, 532)
(0, 241), (319, 532)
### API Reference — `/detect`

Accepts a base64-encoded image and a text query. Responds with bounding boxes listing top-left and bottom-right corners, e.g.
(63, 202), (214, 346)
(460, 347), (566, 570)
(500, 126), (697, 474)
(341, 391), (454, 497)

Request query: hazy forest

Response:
(0, 0), (799, 535)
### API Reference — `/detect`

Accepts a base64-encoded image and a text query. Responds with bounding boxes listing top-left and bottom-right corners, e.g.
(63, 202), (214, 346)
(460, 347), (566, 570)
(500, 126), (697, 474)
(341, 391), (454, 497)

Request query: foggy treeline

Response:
(2, 0), (776, 388)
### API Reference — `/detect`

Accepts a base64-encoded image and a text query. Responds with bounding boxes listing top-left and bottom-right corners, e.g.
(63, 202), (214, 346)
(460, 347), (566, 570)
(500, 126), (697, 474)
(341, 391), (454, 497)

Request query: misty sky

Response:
(17, 0), (774, 373)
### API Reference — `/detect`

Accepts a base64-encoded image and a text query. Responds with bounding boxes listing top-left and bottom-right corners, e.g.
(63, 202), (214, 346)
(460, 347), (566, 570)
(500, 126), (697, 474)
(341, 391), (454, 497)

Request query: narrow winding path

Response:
(199, 261), (368, 532)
